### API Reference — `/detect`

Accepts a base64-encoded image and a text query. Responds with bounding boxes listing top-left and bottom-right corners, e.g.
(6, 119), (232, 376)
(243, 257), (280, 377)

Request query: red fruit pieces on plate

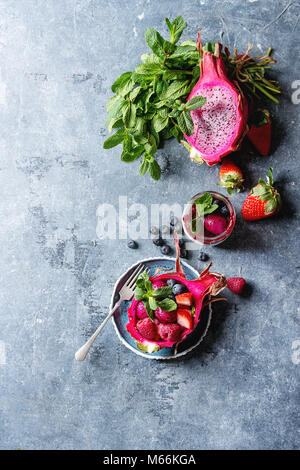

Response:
(136, 301), (148, 319)
(177, 309), (193, 329)
(158, 323), (182, 342)
(227, 277), (246, 295)
(204, 214), (228, 235)
(155, 307), (177, 323)
(175, 292), (193, 307)
(136, 318), (158, 340)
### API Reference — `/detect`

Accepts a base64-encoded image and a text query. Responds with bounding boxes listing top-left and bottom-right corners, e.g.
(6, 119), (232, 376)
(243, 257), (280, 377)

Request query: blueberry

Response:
(127, 239), (138, 249)
(178, 238), (185, 248)
(160, 245), (171, 255)
(166, 278), (177, 287)
(161, 225), (170, 235)
(172, 283), (188, 295)
(153, 237), (164, 246)
(180, 248), (188, 259)
(219, 205), (229, 217)
(150, 226), (159, 235)
(170, 215), (178, 227)
(168, 294), (176, 301)
(198, 251), (208, 261)
(213, 199), (221, 207)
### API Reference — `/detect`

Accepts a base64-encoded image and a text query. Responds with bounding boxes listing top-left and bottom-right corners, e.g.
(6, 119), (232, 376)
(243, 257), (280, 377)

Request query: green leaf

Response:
(167, 16), (187, 44)
(149, 297), (158, 310)
(143, 300), (154, 321)
(152, 113), (169, 133)
(160, 80), (190, 101)
(177, 110), (194, 136)
(152, 286), (173, 298)
(157, 298), (177, 312)
(148, 157), (161, 181)
(141, 53), (161, 64)
(265, 198), (277, 214)
(123, 102), (137, 128)
(184, 96), (206, 111)
(135, 63), (164, 77)
(139, 155), (149, 176)
(145, 28), (165, 60)
(134, 286), (147, 300)
(111, 72), (134, 97)
(103, 128), (126, 149)
(121, 145), (144, 162)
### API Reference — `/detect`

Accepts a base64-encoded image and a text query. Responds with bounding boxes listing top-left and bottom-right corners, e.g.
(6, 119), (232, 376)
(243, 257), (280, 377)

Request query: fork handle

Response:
(75, 298), (122, 361)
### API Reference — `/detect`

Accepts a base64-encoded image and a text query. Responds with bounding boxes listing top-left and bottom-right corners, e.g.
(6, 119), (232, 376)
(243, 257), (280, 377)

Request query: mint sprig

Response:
(103, 16), (205, 180)
(191, 192), (218, 233)
(134, 271), (177, 321)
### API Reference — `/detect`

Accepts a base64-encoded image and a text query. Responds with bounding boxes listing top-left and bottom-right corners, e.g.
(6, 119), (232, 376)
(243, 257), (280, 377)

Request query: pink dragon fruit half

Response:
(126, 233), (226, 354)
(184, 41), (248, 166)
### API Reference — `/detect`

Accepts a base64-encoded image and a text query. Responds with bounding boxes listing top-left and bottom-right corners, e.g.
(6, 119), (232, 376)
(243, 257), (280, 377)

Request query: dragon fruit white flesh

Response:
(184, 41), (248, 166)
(126, 233), (226, 354)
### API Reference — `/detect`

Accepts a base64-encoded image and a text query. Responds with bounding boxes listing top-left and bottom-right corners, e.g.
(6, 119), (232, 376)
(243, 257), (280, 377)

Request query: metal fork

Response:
(75, 263), (147, 361)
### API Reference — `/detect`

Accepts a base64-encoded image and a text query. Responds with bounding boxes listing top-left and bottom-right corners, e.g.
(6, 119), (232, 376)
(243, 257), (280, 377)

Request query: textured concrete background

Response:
(0, 0), (299, 450)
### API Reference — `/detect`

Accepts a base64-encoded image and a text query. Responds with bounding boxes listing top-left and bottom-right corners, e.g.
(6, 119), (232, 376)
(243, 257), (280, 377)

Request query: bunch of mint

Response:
(103, 16), (205, 180)
(134, 271), (177, 321)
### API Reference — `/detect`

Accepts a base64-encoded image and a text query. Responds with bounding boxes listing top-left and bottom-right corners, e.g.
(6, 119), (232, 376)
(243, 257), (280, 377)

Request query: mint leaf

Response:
(139, 156), (149, 176)
(143, 300), (154, 321)
(134, 286), (147, 300)
(157, 298), (177, 312)
(152, 286), (173, 298)
(184, 96), (206, 111)
(149, 297), (158, 311)
(160, 80), (190, 100)
(145, 28), (166, 61)
(103, 128), (126, 149)
(148, 158), (161, 180)
(111, 72), (134, 97)
(177, 110), (194, 136)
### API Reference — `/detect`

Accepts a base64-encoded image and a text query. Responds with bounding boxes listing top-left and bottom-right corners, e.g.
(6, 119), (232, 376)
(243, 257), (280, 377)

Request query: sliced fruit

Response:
(204, 214), (228, 235)
(175, 292), (193, 307)
(158, 323), (182, 342)
(136, 341), (160, 353)
(155, 307), (177, 323)
(177, 308), (193, 329)
(136, 318), (158, 340)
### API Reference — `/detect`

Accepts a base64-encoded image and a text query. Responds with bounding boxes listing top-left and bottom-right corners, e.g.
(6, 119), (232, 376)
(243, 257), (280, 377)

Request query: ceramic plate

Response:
(110, 257), (212, 360)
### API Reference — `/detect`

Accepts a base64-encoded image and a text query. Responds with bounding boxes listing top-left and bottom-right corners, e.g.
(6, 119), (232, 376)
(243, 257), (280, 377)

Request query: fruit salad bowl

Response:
(110, 257), (214, 359)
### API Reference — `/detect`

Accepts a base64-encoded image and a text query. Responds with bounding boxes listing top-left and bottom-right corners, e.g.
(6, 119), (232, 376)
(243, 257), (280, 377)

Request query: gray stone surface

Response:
(0, 0), (299, 450)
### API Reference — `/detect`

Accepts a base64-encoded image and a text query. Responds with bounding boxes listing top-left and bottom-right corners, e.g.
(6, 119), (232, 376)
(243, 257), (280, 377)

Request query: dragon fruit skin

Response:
(126, 232), (226, 352)
(185, 43), (248, 166)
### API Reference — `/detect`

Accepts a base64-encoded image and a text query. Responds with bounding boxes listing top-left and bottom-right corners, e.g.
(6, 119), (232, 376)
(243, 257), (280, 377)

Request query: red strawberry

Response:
(177, 309), (193, 329)
(227, 277), (246, 295)
(218, 159), (244, 195)
(175, 292), (193, 307)
(241, 167), (281, 221)
(247, 109), (271, 156)
(137, 317), (158, 340)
